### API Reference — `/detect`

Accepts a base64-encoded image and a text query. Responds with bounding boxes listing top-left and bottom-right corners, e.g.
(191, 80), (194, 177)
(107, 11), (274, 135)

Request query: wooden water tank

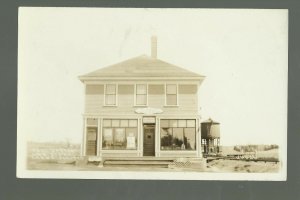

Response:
(201, 118), (220, 139)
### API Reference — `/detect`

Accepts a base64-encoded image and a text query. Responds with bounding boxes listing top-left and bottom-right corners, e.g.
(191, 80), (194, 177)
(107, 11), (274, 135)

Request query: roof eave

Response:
(79, 75), (205, 82)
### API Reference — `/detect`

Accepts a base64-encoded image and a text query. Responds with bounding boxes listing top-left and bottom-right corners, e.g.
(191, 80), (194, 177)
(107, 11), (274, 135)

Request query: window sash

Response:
(136, 84), (147, 94)
(106, 84), (116, 94)
(136, 94), (147, 105)
(105, 84), (117, 105)
(166, 84), (177, 94)
(105, 94), (116, 105)
(135, 84), (147, 105)
(166, 94), (177, 105)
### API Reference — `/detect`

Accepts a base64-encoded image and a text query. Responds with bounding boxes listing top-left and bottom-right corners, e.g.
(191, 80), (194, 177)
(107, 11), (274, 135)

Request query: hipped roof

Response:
(79, 55), (204, 81)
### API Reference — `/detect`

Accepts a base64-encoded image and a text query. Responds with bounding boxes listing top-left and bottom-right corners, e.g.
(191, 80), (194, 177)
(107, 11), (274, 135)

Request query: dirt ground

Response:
(27, 159), (280, 173)
(206, 159), (280, 173)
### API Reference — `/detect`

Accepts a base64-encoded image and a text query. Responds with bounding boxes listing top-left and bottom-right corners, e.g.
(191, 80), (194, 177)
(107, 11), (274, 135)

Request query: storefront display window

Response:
(160, 119), (196, 150)
(102, 119), (138, 150)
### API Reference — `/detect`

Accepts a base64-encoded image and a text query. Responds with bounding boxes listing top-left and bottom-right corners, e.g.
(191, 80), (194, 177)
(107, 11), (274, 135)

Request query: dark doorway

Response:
(143, 124), (155, 156)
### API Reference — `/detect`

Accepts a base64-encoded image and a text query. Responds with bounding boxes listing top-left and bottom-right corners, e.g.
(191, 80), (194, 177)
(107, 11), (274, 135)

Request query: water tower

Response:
(201, 118), (221, 155)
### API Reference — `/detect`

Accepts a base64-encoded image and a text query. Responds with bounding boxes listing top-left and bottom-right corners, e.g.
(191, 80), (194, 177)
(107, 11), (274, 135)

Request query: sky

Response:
(18, 8), (288, 146)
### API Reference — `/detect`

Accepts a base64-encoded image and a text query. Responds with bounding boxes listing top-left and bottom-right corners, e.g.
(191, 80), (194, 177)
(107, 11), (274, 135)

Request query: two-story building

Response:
(79, 37), (205, 161)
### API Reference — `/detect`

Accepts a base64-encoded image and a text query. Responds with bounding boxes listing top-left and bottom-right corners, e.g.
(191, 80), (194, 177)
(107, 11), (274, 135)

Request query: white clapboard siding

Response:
(85, 84), (198, 115)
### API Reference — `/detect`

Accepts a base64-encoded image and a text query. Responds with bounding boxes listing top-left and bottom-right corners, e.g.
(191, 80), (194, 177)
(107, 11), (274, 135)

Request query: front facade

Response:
(79, 37), (205, 159)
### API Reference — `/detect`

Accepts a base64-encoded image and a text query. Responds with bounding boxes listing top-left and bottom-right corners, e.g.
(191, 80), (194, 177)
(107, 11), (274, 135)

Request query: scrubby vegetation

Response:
(27, 141), (81, 164)
(233, 144), (279, 152)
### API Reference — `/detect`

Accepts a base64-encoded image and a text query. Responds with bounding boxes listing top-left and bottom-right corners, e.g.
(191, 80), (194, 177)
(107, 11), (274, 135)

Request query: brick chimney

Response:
(151, 36), (157, 59)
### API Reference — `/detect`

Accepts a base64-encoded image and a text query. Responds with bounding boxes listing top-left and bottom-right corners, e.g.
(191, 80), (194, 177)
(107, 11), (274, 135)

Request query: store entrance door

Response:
(143, 125), (155, 156)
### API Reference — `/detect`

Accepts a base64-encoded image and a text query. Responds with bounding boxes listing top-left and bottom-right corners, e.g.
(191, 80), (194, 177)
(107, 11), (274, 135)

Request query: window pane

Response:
(169, 120), (177, 127)
(126, 128), (137, 137)
(120, 120), (128, 127)
(103, 119), (111, 127)
(184, 128), (196, 150)
(106, 84), (116, 94)
(129, 119), (138, 127)
(160, 128), (172, 150)
(136, 84), (147, 94)
(166, 94), (177, 105)
(172, 128), (184, 150)
(160, 120), (169, 128)
(166, 84), (177, 94)
(136, 94), (147, 105)
(106, 94), (116, 105)
(112, 119), (119, 127)
(102, 128), (113, 149)
(187, 120), (196, 127)
(126, 128), (137, 149)
(178, 120), (186, 127)
(114, 128), (126, 149)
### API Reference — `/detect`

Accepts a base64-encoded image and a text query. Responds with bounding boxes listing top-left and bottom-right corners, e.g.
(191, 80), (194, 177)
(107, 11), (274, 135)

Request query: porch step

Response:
(104, 157), (174, 161)
(103, 158), (173, 168)
(104, 160), (171, 165)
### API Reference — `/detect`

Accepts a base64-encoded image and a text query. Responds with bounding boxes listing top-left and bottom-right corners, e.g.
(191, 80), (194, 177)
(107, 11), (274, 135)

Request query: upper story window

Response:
(166, 84), (178, 106)
(135, 84), (147, 106)
(105, 84), (117, 106)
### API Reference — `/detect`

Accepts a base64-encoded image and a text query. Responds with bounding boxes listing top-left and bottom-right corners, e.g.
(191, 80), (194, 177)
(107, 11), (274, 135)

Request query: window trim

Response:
(104, 84), (118, 107)
(134, 83), (148, 107)
(102, 119), (138, 150)
(160, 119), (196, 151)
(164, 83), (179, 107)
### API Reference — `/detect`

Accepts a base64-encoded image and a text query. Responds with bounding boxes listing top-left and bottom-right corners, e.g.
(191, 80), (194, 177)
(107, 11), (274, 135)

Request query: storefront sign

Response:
(135, 107), (163, 115)
(126, 136), (136, 149)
